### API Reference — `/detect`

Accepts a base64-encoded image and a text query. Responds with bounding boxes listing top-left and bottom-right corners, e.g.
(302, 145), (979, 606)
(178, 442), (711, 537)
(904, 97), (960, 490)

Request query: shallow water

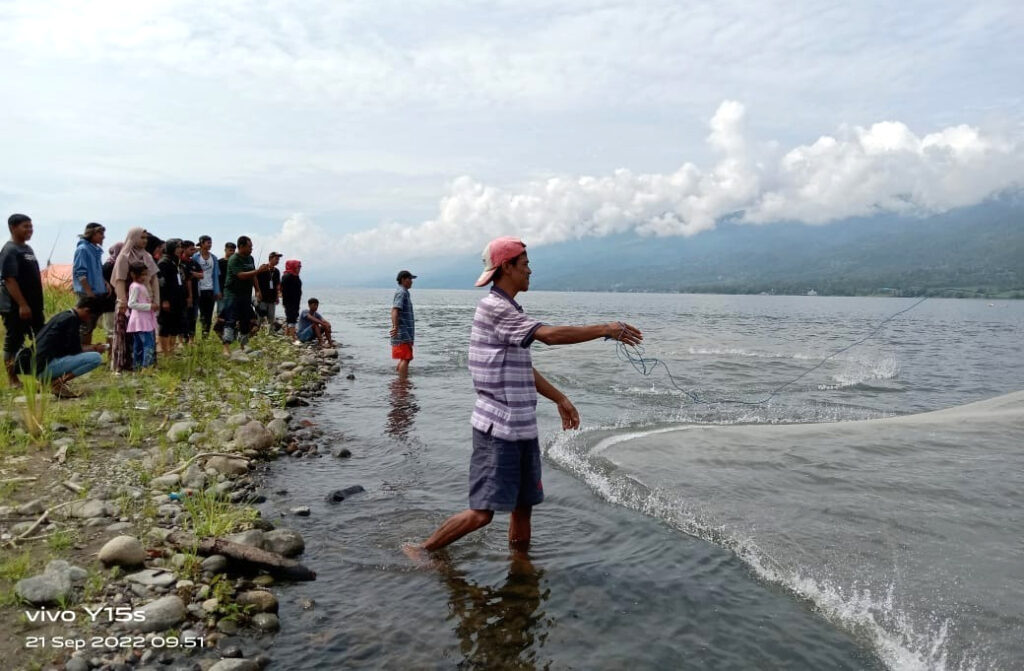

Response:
(258, 290), (1023, 670)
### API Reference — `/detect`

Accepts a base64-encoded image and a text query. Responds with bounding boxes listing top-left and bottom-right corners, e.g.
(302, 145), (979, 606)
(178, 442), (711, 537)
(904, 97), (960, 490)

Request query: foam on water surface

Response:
(546, 391), (1024, 671)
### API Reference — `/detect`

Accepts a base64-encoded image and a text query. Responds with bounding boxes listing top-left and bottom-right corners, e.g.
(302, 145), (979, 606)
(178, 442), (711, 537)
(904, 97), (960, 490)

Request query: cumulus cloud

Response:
(262, 102), (1024, 264)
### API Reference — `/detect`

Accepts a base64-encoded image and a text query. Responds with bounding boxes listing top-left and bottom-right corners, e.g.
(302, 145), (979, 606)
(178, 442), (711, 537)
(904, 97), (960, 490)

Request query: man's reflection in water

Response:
(387, 377), (420, 440)
(439, 553), (552, 670)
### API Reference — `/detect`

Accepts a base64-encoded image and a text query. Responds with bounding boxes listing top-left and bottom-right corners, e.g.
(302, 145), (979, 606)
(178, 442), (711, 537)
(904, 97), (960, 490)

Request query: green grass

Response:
(181, 489), (259, 538)
(46, 528), (76, 554)
(0, 551), (33, 582)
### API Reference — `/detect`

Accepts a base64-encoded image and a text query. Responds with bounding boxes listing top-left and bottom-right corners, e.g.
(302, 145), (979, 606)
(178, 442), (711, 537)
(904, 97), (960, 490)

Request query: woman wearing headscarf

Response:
(281, 259), (302, 340)
(111, 228), (159, 372)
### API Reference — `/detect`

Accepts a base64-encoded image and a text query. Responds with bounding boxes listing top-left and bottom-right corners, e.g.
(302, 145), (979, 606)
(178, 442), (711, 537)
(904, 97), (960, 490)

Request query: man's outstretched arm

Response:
(534, 369), (580, 430)
(534, 322), (642, 347)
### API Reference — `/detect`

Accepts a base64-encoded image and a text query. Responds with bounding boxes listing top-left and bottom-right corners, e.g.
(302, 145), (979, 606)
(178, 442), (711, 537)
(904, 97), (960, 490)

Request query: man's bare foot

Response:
(401, 542), (437, 567)
(7, 378), (22, 390)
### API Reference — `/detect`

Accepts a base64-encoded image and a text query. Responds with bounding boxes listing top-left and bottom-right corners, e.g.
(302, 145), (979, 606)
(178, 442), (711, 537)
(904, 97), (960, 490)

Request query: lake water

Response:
(256, 290), (1023, 670)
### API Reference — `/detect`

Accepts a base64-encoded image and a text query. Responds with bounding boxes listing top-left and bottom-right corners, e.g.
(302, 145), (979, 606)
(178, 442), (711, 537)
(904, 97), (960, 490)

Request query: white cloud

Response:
(261, 101), (1023, 266)
(1, 1), (1021, 268)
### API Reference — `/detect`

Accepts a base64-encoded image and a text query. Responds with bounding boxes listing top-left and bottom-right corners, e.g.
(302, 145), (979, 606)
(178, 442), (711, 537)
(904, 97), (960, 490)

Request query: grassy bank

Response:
(0, 288), (339, 670)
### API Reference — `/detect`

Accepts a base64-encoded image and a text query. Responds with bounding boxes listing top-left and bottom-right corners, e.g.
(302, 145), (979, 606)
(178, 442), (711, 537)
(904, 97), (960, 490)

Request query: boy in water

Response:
(390, 270), (416, 378)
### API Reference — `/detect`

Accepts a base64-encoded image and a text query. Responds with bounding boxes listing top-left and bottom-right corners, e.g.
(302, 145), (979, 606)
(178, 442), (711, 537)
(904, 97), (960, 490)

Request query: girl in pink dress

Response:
(126, 263), (157, 369)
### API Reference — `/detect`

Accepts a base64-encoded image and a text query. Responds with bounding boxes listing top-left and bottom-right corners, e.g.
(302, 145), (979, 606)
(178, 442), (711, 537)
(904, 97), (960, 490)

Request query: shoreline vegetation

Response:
(1, 288), (345, 671)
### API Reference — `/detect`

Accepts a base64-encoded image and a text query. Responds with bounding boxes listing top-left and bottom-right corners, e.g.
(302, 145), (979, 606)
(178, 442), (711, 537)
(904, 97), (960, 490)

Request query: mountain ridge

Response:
(342, 197), (1024, 298)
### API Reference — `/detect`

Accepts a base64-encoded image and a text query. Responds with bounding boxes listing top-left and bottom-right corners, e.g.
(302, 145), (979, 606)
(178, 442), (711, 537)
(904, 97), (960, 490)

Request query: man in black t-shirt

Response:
(255, 252), (282, 333)
(214, 241), (235, 334)
(180, 240), (203, 342)
(26, 295), (106, 398)
(1, 214), (44, 388)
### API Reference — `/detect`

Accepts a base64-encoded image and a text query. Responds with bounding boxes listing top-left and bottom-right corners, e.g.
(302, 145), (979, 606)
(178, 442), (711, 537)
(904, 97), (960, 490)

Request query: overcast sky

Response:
(2, 0), (1021, 272)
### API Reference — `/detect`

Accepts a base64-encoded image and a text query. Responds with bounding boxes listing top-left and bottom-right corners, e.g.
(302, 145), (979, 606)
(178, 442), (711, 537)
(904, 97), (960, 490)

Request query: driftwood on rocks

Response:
(165, 452), (250, 476)
(4, 500), (76, 547)
(165, 531), (316, 581)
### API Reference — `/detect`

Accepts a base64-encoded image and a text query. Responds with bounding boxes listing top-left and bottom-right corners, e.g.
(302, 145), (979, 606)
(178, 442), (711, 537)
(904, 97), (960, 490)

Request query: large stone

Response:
(133, 595), (186, 633)
(325, 485), (365, 503)
(98, 536), (147, 567)
(265, 419), (288, 440)
(97, 410), (121, 424)
(17, 498), (46, 516)
(251, 612), (280, 632)
(262, 528), (304, 557)
(206, 456), (249, 476)
(64, 656), (89, 671)
(149, 473), (181, 490)
(166, 420), (199, 443)
(235, 590), (278, 613)
(201, 554), (229, 574)
(46, 560), (87, 584)
(67, 499), (113, 519)
(225, 413), (252, 428)
(180, 463), (207, 489)
(125, 568), (177, 588)
(225, 529), (265, 548)
(234, 421), (274, 452)
(15, 572), (72, 606)
(321, 348), (339, 358)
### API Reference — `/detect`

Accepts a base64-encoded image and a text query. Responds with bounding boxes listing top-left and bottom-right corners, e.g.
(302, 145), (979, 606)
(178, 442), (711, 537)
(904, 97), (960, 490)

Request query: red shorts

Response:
(391, 343), (413, 360)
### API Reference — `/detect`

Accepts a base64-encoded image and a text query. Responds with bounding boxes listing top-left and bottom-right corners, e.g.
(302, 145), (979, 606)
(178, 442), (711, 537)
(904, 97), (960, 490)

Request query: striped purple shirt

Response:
(469, 287), (543, 440)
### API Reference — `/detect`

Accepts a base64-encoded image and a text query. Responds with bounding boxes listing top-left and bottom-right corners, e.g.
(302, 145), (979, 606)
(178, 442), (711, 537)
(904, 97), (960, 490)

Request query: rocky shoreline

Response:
(0, 339), (348, 671)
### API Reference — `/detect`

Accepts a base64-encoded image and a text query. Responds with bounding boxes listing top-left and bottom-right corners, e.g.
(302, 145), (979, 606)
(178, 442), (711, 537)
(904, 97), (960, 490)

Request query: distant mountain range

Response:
(351, 197), (1024, 298)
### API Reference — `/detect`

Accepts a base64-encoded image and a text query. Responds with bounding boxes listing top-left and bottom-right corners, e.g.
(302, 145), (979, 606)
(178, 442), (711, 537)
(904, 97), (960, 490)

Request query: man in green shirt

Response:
(219, 236), (269, 355)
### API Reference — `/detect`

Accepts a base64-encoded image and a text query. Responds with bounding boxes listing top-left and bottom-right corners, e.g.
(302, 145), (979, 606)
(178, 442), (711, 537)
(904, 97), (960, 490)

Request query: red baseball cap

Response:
(475, 236), (527, 287)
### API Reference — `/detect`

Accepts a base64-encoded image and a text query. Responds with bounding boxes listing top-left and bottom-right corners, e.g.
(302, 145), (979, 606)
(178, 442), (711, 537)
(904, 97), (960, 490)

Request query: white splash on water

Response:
(544, 424), (980, 671)
(820, 352), (900, 390)
(688, 346), (818, 360)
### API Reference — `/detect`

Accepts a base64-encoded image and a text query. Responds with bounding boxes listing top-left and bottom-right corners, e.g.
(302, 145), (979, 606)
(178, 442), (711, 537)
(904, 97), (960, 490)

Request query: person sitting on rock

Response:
(297, 298), (333, 346)
(19, 295), (107, 398)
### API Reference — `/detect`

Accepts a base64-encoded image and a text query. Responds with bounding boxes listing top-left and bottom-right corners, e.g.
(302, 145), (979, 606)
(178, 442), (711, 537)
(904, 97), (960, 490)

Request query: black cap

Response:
(396, 270), (417, 283)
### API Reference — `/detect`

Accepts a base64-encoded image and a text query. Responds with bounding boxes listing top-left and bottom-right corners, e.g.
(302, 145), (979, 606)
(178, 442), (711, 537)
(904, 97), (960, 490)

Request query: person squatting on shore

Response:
(405, 237), (642, 556)
(390, 269), (416, 378)
(2, 214), (44, 388)
(297, 298), (333, 346)
(24, 295), (108, 398)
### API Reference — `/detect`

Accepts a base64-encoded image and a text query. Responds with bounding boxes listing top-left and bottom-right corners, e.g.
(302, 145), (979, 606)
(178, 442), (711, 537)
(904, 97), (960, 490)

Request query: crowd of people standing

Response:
(1, 213), (324, 397)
